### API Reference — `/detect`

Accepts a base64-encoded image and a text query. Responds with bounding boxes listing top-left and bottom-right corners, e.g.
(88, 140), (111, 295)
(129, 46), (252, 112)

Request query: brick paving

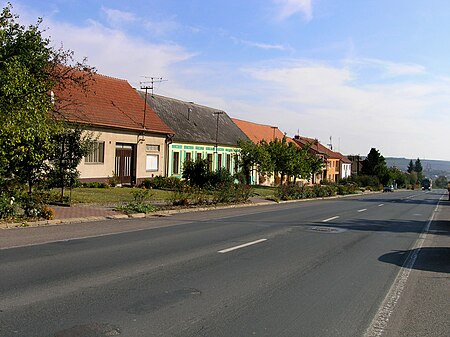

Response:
(51, 205), (120, 219)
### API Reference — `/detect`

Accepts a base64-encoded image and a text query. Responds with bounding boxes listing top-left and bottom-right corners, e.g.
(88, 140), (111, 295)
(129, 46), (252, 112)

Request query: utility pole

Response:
(213, 111), (224, 170)
(140, 77), (165, 128)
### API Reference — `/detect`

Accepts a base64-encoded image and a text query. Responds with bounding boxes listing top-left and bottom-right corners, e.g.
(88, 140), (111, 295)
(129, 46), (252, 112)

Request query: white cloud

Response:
(350, 58), (427, 78)
(44, 19), (195, 90)
(273, 0), (313, 21)
(231, 37), (288, 51)
(234, 59), (450, 159)
(101, 7), (137, 25)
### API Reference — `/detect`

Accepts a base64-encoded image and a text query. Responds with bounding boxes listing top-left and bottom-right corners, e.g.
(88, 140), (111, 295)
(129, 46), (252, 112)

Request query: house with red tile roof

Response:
(293, 135), (352, 183)
(232, 118), (300, 185)
(54, 71), (173, 185)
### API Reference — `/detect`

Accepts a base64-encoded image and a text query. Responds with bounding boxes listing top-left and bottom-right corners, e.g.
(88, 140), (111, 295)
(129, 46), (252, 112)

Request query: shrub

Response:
(208, 168), (234, 189)
(276, 183), (339, 201)
(131, 188), (153, 203)
(19, 191), (56, 219)
(166, 186), (194, 206)
(108, 172), (120, 187)
(182, 159), (209, 187)
(40, 205), (55, 220)
(0, 193), (19, 219)
(82, 182), (109, 188)
(116, 188), (157, 214)
(140, 176), (184, 190)
(233, 184), (253, 203)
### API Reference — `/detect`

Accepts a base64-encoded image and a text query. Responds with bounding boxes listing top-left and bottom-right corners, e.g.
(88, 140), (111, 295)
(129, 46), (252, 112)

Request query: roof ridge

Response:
(144, 92), (225, 112)
(231, 117), (277, 129)
(93, 72), (128, 82)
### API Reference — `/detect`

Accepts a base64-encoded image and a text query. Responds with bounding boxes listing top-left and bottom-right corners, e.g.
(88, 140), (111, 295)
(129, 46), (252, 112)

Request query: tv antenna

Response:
(140, 77), (167, 128)
(327, 136), (333, 150)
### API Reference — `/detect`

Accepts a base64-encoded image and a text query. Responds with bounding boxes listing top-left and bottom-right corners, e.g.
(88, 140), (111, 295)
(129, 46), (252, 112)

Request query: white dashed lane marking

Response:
(218, 239), (267, 254)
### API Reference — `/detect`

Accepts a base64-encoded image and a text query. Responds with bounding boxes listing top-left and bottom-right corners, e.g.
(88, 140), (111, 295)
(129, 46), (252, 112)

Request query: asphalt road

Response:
(0, 190), (445, 337)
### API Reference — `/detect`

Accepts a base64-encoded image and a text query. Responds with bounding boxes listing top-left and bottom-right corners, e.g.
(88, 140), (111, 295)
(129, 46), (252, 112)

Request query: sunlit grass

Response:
(69, 187), (173, 204)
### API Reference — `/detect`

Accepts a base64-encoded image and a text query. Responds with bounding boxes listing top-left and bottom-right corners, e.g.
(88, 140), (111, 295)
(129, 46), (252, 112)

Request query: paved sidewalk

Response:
(384, 197), (450, 337)
(52, 205), (120, 219)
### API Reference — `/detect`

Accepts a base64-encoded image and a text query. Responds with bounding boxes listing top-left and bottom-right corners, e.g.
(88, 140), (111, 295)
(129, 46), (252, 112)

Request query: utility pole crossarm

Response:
(140, 77), (166, 129)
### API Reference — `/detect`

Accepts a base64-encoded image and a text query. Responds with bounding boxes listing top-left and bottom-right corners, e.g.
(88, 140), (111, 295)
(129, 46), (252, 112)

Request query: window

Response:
(207, 154), (213, 172)
(234, 155), (239, 173)
(197, 153), (202, 160)
(226, 154), (231, 171)
(218, 154), (222, 168)
(185, 152), (192, 162)
(146, 144), (160, 152)
(146, 154), (159, 171)
(173, 152), (180, 174)
(85, 141), (105, 163)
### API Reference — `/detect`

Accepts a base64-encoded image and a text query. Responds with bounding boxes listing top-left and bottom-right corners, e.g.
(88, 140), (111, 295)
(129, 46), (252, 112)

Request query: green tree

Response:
(238, 139), (273, 185)
(434, 176), (448, 189)
(388, 167), (407, 188)
(414, 158), (423, 181)
(266, 137), (296, 185)
(0, 4), (94, 194)
(48, 126), (95, 201)
(407, 160), (414, 173)
(361, 148), (388, 184)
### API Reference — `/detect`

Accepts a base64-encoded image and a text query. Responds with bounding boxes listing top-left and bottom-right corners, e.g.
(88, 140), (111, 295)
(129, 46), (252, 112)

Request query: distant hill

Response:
(385, 157), (450, 177)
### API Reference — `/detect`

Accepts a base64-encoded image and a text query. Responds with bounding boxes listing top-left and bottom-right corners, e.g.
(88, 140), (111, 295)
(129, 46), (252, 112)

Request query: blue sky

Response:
(5, 0), (450, 161)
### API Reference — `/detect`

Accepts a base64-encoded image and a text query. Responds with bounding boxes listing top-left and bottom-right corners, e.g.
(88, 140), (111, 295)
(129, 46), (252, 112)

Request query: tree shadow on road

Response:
(307, 218), (450, 236)
(378, 247), (450, 273)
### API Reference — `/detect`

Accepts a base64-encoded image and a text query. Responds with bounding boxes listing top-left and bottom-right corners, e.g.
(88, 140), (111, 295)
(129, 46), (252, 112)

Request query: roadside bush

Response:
(140, 176), (184, 190)
(207, 168), (234, 189)
(336, 184), (358, 195)
(233, 184), (253, 203)
(166, 186), (202, 206)
(82, 182), (109, 188)
(182, 159), (209, 187)
(40, 205), (55, 220)
(345, 175), (380, 190)
(277, 183), (339, 201)
(116, 188), (157, 214)
(108, 172), (120, 187)
(0, 193), (19, 219)
(19, 191), (56, 219)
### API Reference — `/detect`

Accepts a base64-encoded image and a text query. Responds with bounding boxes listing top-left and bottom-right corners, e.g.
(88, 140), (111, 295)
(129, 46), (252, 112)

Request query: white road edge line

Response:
(358, 208), (367, 212)
(363, 195), (443, 337)
(322, 216), (339, 222)
(218, 239), (267, 254)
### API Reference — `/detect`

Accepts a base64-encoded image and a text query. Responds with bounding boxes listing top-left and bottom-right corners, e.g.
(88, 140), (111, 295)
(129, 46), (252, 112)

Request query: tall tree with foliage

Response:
(238, 139), (273, 185)
(407, 159), (414, 173)
(361, 148), (389, 184)
(0, 4), (94, 194)
(266, 137), (296, 185)
(414, 158), (423, 181)
(48, 126), (95, 201)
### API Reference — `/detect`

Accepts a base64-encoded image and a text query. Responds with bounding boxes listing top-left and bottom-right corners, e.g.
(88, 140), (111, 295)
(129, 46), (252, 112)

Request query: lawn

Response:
(68, 187), (173, 204)
(251, 185), (277, 199)
(65, 185), (276, 205)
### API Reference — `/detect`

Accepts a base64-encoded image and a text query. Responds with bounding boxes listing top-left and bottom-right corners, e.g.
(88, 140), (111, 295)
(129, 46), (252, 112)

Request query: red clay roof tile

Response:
(54, 72), (173, 134)
(232, 118), (297, 145)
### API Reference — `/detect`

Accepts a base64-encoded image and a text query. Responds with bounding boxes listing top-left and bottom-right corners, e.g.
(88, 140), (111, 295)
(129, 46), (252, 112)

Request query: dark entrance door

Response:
(115, 144), (134, 185)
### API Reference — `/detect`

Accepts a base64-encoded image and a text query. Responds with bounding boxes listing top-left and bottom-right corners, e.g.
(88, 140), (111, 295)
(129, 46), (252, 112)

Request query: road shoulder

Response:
(384, 201), (450, 337)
